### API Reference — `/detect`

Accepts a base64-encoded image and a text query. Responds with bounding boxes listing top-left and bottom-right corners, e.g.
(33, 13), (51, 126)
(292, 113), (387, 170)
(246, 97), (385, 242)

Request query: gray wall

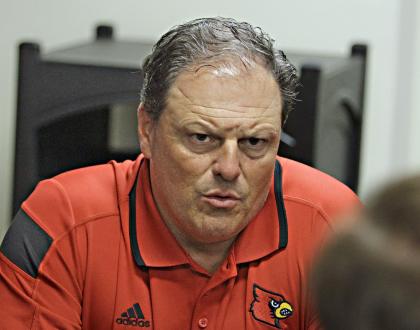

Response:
(1, 0), (419, 237)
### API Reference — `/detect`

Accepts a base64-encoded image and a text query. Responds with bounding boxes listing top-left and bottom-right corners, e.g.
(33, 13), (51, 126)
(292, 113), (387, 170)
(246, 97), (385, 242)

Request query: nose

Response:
(212, 140), (241, 181)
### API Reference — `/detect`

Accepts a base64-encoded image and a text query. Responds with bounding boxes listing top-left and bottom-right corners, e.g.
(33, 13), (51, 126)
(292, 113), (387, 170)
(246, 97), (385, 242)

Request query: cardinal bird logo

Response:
(250, 284), (293, 329)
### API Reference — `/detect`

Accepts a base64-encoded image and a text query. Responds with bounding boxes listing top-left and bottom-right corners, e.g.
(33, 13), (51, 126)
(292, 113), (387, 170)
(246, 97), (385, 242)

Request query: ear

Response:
(137, 103), (154, 159)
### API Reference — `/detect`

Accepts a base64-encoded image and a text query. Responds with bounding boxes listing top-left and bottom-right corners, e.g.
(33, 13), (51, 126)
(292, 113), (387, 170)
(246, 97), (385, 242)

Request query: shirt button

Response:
(198, 317), (208, 328)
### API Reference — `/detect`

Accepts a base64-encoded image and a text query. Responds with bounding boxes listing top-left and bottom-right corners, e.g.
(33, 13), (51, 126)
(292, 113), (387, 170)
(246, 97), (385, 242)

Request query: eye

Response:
(238, 136), (269, 157)
(249, 137), (260, 145)
(191, 133), (211, 143)
(270, 299), (280, 309)
(243, 137), (267, 148)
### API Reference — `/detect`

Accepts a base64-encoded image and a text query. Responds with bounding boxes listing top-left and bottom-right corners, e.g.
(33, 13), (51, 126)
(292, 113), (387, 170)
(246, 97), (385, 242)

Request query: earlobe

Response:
(137, 104), (153, 159)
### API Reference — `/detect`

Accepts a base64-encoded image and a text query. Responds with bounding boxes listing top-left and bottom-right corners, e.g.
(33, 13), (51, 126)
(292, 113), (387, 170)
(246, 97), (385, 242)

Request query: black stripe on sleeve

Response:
(0, 209), (52, 278)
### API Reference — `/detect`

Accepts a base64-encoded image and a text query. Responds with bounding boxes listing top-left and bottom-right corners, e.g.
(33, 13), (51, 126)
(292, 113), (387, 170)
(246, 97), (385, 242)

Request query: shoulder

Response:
(20, 157), (140, 240)
(1, 158), (141, 281)
(279, 157), (361, 226)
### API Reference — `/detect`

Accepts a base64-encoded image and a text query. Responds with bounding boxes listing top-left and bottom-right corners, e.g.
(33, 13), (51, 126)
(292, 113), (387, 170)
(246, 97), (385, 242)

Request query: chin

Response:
(194, 232), (237, 245)
(193, 217), (249, 243)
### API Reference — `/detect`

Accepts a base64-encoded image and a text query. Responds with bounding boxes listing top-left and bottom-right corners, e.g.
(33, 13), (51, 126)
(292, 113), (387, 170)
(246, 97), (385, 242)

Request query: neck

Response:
(178, 234), (235, 274)
(165, 219), (235, 274)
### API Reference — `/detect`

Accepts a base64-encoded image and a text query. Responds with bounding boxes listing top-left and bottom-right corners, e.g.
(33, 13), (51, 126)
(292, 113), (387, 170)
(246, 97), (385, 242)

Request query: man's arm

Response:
(0, 180), (85, 329)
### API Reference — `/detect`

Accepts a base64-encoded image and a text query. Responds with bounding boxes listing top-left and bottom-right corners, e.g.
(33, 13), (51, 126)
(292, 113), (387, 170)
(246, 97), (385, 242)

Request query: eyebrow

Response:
(180, 120), (278, 137)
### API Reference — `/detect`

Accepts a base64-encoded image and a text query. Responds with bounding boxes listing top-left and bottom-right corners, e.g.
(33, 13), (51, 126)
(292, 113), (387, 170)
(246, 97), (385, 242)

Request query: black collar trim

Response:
(129, 172), (146, 268)
(274, 159), (288, 249)
(129, 159), (288, 268)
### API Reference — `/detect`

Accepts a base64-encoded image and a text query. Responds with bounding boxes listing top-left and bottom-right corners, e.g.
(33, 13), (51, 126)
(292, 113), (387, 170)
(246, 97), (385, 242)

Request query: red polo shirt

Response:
(0, 155), (359, 329)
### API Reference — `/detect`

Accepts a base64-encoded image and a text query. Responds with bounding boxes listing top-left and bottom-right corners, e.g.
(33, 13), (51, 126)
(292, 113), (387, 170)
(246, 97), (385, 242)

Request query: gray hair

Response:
(140, 17), (299, 125)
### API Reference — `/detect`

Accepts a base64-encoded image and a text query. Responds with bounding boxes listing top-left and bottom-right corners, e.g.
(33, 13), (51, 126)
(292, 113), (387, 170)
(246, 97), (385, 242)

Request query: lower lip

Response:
(201, 196), (240, 209)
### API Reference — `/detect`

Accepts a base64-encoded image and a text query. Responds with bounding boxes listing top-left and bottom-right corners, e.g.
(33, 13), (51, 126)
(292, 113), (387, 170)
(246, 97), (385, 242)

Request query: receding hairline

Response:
(140, 17), (299, 124)
(148, 56), (283, 121)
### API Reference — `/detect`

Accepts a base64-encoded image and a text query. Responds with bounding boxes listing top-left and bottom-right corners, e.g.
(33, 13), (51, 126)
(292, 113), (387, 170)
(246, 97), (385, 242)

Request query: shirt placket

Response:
(191, 253), (237, 329)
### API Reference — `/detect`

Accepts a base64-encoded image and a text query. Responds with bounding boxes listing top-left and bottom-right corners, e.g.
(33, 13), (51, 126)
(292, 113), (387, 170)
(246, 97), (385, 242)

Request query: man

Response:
(311, 174), (420, 330)
(0, 17), (359, 329)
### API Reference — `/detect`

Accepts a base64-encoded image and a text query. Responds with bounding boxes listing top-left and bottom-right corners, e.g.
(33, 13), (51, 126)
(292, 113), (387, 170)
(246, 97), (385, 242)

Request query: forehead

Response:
(164, 61), (282, 122)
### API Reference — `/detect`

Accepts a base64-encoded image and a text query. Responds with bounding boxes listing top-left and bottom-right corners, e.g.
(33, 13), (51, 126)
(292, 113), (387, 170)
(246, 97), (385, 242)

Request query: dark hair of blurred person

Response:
(311, 174), (420, 330)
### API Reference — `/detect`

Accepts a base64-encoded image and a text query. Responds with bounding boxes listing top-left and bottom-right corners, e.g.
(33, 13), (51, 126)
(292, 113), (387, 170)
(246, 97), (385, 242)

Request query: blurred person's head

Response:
(311, 175), (420, 330)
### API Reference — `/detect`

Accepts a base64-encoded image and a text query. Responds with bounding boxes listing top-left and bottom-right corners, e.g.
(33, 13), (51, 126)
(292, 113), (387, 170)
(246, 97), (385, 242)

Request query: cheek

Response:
(247, 158), (274, 190)
(151, 136), (213, 197)
(245, 161), (274, 208)
(255, 168), (273, 193)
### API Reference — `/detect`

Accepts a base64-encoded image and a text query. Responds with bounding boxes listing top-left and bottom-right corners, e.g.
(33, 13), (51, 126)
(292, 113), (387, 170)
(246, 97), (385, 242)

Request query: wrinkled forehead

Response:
(186, 53), (271, 79)
(163, 59), (283, 123)
(172, 60), (280, 107)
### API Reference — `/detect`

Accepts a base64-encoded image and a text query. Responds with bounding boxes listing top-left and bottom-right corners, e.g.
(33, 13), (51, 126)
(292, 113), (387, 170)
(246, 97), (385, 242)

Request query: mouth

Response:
(201, 190), (241, 209)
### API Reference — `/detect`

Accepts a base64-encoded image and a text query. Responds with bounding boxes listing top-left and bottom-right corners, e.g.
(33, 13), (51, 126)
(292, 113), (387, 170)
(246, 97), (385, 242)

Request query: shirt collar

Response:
(129, 157), (288, 269)
(129, 158), (189, 268)
(234, 159), (288, 264)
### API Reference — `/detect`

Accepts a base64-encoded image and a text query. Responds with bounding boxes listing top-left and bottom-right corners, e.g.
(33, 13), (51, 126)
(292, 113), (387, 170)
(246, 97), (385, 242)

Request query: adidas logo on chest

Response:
(115, 302), (151, 327)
